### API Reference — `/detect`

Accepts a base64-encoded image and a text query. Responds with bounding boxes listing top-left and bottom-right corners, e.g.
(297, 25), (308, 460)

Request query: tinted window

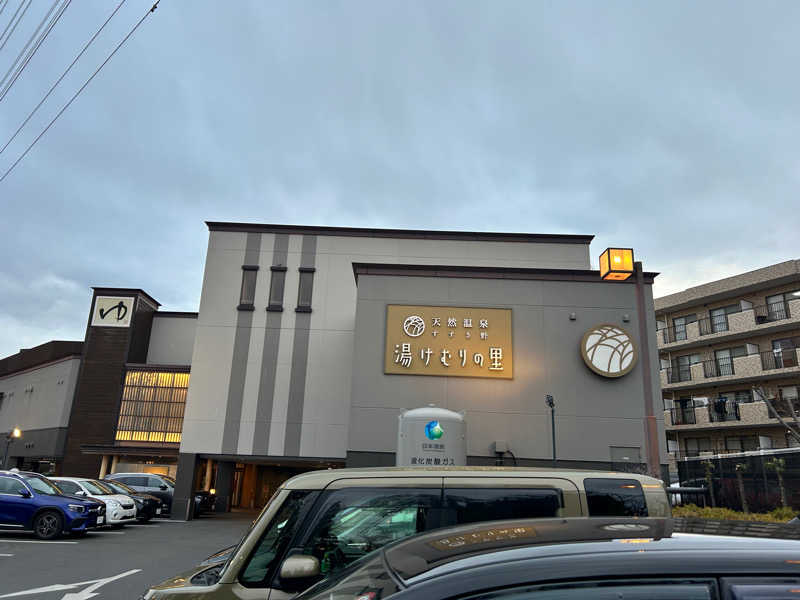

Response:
(148, 476), (167, 488)
(584, 478), (647, 517)
(0, 477), (26, 494)
(298, 488), (440, 578)
(445, 488), (562, 525)
(124, 476), (149, 487)
(55, 480), (81, 494)
(240, 490), (317, 586)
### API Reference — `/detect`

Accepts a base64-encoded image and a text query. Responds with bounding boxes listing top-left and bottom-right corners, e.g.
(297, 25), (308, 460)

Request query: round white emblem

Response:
(580, 324), (637, 378)
(402, 315), (426, 337)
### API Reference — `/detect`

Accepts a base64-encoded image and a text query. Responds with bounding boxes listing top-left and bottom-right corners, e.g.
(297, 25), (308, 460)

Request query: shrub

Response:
(673, 504), (797, 523)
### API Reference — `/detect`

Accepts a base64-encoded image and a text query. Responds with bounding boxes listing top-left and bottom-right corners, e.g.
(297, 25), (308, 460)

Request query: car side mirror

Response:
(159, 484), (168, 490)
(75, 490), (86, 496)
(279, 555), (320, 580)
(19, 489), (31, 498)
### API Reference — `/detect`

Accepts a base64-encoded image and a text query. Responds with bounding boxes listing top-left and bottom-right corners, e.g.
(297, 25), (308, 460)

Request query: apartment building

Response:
(656, 259), (800, 477)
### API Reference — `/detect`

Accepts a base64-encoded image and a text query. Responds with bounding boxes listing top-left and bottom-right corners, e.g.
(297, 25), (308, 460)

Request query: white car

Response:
(51, 477), (137, 526)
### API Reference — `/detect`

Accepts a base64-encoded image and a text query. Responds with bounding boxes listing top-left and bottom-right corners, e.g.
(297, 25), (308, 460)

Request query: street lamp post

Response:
(3, 427), (22, 470)
(545, 395), (556, 468)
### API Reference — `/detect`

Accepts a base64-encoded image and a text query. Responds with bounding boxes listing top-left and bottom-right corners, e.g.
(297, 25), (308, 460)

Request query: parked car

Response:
(106, 472), (174, 515)
(141, 466), (669, 599)
(106, 472), (215, 516)
(295, 516), (800, 600)
(50, 477), (136, 526)
(0, 470), (104, 540)
(101, 479), (164, 522)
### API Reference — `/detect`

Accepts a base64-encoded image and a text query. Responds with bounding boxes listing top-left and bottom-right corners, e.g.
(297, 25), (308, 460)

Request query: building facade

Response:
(656, 259), (800, 480)
(1, 222), (665, 518)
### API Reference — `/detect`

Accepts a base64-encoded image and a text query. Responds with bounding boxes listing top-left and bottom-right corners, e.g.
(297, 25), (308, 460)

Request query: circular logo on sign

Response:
(403, 315), (426, 337)
(580, 324), (637, 378)
(425, 420), (444, 440)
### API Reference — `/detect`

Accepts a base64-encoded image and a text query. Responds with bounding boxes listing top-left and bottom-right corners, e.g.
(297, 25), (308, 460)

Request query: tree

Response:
(702, 460), (716, 508)
(766, 458), (788, 508)
(735, 462), (750, 513)
(753, 385), (800, 445)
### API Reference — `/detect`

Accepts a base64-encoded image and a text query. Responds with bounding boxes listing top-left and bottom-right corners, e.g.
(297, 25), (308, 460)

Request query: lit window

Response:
(115, 370), (189, 444)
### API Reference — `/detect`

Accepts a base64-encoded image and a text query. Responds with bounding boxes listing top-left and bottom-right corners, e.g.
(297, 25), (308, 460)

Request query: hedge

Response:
(672, 504), (797, 523)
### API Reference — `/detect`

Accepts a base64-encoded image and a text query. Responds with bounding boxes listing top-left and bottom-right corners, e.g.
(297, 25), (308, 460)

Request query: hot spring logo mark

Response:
(425, 420), (444, 440)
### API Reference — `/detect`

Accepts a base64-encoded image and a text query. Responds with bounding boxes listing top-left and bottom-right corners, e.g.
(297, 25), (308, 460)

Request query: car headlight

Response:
(106, 499), (120, 509)
(68, 504), (86, 513)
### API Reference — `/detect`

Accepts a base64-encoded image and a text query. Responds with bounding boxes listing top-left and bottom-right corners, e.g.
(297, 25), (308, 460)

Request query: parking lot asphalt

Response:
(0, 511), (255, 599)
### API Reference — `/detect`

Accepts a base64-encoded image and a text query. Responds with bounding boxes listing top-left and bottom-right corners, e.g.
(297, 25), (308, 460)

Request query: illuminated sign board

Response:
(384, 305), (512, 379)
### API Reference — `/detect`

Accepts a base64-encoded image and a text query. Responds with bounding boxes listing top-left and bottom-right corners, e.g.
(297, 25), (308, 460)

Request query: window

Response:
(766, 293), (789, 321)
(55, 480), (81, 494)
(297, 488), (440, 578)
(772, 339), (798, 368)
(685, 437), (712, 456)
(240, 490), (318, 586)
(267, 266), (287, 311)
(148, 476), (169, 488)
(725, 436), (758, 452)
(238, 265), (259, 311)
(21, 475), (60, 495)
(295, 267), (315, 313)
(445, 488), (562, 524)
(583, 478), (647, 517)
(0, 477), (26, 495)
(735, 390), (753, 403)
(459, 581), (714, 600)
(120, 476), (149, 487)
(672, 314), (697, 341)
(115, 370), (189, 443)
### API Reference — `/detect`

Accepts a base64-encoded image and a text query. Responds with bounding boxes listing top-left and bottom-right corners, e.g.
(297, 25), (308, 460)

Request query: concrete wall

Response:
(147, 315), (197, 365)
(0, 357), (81, 457)
(180, 229), (592, 458)
(349, 274), (664, 467)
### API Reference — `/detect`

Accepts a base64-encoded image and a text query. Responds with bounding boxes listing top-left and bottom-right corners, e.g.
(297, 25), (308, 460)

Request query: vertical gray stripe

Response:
(221, 232), (261, 454)
(284, 235), (317, 457)
(252, 234), (289, 455)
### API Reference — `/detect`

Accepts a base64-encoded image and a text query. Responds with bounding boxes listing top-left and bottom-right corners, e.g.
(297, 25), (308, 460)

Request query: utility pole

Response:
(545, 395), (556, 467)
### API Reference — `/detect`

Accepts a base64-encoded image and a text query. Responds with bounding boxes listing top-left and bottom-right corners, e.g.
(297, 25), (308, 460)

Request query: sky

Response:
(0, 0), (798, 358)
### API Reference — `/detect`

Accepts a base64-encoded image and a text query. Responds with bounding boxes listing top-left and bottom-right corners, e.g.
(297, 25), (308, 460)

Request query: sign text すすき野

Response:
(384, 305), (512, 379)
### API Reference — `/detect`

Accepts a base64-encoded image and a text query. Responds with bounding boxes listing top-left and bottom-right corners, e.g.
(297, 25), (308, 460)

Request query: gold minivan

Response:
(143, 466), (669, 599)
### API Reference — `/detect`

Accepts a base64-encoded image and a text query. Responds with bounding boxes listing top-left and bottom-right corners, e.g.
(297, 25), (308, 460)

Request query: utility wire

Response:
(0, 0), (60, 90)
(0, 0), (71, 102)
(0, 0), (10, 23)
(0, 0), (23, 47)
(0, 1), (160, 184)
(0, 0), (30, 54)
(0, 0), (126, 157)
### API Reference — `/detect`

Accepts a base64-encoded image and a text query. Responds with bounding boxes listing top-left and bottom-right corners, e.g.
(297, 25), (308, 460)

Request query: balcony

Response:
(708, 400), (741, 422)
(657, 297), (800, 351)
(661, 348), (800, 391)
(670, 406), (697, 425)
(665, 398), (800, 430)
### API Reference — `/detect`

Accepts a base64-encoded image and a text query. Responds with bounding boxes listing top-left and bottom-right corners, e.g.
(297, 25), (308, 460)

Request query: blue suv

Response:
(0, 470), (103, 539)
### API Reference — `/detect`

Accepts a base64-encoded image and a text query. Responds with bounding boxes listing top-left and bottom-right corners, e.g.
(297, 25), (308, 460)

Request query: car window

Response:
(104, 481), (133, 494)
(22, 475), (61, 495)
(80, 480), (110, 495)
(0, 476), (27, 494)
(445, 488), (562, 525)
(119, 476), (148, 487)
(460, 581), (713, 599)
(147, 476), (166, 488)
(55, 480), (81, 494)
(298, 488), (441, 578)
(240, 490), (318, 586)
(584, 478), (647, 517)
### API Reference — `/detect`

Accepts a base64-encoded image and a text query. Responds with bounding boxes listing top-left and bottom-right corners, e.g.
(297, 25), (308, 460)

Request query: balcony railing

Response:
(754, 301), (790, 324)
(661, 326), (686, 344)
(666, 367), (692, 383)
(670, 406), (697, 425)
(767, 396), (800, 419)
(708, 400), (741, 422)
(698, 314), (730, 336)
(702, 357), (735, 378)
(761, 349), (799, 370)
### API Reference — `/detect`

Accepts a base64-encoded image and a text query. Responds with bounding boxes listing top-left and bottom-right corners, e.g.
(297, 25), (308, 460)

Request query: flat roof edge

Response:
(352, 263), (658, 284)
(205, 222), (594, 244)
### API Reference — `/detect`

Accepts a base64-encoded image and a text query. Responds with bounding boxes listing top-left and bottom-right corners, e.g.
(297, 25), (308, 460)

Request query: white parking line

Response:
(0, 553), (13, 557)
(89, 531), (125, 535)
(0, 539), (77, 544)
(130, 524), (159, 528)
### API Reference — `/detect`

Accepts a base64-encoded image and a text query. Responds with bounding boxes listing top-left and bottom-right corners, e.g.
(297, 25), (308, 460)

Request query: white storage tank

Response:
(396, 405), (466, 467)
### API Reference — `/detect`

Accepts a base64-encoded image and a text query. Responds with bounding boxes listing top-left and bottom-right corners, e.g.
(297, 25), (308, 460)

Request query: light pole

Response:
(545, 395), (556, 468)
(3, 427), (22, 470)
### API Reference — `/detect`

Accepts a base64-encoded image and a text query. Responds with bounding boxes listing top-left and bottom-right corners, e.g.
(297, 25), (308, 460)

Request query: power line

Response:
(0, 0), (31, 54)
(0, 0), (71, 103)
(0, 0), (126, 157)
(0, 0), (10, 23)
(0, 1), (23, 47)
(0, 0), (60, 90)
(0, 1), (160, 185)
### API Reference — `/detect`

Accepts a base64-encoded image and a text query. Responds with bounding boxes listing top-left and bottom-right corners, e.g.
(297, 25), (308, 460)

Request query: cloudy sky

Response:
(0, 0), (798, 358)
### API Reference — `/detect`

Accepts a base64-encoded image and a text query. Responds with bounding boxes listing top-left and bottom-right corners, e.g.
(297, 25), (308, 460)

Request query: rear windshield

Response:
(584, 478), (647, 517)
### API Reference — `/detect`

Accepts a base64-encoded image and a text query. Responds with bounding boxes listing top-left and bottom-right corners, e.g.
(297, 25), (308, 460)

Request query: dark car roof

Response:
(379, 518), (800, 595)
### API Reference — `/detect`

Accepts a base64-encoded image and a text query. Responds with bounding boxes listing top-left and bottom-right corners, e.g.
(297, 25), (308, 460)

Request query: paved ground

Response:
(0, 511), (255, 599)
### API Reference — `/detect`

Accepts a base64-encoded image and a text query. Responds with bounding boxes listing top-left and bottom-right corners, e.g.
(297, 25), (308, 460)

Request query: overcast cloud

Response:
(1, 0), (798, 357)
